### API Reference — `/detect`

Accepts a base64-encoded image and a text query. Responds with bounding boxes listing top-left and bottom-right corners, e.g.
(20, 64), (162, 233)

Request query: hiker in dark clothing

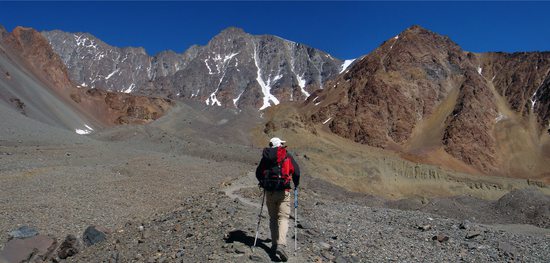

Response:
(255, 137), (300, 262)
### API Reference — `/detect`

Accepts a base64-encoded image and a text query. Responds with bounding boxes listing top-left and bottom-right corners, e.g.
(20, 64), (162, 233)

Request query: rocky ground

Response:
(1, 101), (549, 262)
(66, 173), (550, 262)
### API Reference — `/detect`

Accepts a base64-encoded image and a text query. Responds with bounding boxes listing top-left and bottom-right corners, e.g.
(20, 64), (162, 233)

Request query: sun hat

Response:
(269, 137), (286, 148)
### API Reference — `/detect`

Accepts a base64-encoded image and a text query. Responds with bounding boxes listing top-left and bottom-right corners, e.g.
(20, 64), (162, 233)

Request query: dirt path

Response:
(223, 172), (262, 209)
(223, 172), (306, 262)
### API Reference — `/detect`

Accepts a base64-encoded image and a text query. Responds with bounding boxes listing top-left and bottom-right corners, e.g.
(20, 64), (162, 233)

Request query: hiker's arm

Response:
(289, 154), (300, 187)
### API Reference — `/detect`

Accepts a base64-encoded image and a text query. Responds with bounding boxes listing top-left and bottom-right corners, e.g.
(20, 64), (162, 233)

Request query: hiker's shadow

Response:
(225, 230), (280, 261)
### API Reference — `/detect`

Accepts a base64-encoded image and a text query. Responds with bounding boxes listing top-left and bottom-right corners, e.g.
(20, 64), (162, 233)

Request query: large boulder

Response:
(0, 235), (57, 263)
(7, 226), (39, 240)
(83, 226), (111, 246)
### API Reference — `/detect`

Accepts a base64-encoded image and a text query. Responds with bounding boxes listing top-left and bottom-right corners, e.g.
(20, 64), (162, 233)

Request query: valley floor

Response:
(0, 102), (549, 262)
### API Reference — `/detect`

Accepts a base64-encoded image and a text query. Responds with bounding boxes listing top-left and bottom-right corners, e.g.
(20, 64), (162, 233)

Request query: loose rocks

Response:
(83, 226), (111, 246)
(7, 226), (39, 240)
(57, 234), (81, 259)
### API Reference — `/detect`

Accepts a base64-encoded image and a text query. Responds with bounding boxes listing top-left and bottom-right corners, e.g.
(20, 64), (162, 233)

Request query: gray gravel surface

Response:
(1, 102), (549, 262)
(70, 182), (550, 262)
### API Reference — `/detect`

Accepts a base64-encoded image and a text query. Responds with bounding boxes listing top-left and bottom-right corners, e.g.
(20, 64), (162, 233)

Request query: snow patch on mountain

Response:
(254, 43), (280, 110)
(211, 52), (238, 74)
(289, 53), (310, 98)
(123, 83), (136, 93)
(75, 124), (94, 135)
(531, 90), (538, 110)
(296, 74), (309, 97)
(204, 59), (214, 75)
(495, 113), (507, 123)
(106, 69), (120, 80)
(74, 34), (98, 49)
(206, 92), (221, 106)
(340, 59), (355, 73)
(233, 90), (245, 108)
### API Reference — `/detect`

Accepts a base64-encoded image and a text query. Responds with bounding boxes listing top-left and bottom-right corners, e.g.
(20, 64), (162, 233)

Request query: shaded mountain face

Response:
(303, 25), (550, 179)
(0, 27), (172, 133)
(0, 24), (7, 40)
(42, 27), (346, 109)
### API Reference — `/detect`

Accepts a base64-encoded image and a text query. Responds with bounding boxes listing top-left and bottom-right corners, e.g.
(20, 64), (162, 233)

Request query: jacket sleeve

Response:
(288, 154), (300, 187)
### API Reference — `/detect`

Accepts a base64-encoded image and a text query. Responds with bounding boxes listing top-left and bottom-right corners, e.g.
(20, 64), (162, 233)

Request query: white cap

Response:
(269, 137), (286, 148)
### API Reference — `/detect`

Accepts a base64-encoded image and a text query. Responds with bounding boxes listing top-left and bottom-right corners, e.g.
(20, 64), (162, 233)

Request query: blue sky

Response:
(1, 1), (549, 59)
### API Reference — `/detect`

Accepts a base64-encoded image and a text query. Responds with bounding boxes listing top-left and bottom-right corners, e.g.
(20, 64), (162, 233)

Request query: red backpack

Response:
(260, 147), (294, 191)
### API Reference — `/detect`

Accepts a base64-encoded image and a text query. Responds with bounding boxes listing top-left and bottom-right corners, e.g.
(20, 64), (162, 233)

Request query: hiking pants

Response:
(266, 190), (291, 247)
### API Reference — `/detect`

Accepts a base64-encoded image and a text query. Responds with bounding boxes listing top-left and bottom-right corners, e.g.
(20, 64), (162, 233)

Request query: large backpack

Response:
(260, 147), (293, 191)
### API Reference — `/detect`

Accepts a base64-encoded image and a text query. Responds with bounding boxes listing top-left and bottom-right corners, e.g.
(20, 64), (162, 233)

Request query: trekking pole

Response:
(294, 187), (298, 256)
(253, 189), (266, 250)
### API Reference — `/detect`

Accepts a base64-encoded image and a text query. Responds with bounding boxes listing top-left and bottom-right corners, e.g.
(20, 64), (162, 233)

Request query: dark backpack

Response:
(260, 147), (292, 191)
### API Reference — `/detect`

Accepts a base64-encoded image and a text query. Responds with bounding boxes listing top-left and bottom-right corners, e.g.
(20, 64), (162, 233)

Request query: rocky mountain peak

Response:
(398, 25), (451, 41)
(403, 24), (429, 34)
(217, 26), (247, 37)
(3, 27), (73, 90)
(385, 25), (461, 55)
(7, 27), (48, 50)
(207, 27), (249, 49)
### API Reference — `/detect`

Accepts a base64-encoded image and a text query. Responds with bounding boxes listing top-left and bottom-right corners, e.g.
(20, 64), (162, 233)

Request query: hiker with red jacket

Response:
(255, 137), (300, 262)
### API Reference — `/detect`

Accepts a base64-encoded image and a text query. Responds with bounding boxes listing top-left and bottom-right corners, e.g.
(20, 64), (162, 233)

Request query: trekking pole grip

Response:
(294, 187), (298, 208)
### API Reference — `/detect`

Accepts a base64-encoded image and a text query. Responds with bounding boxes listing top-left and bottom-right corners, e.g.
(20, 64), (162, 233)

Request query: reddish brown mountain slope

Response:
(0, 27), (172, 130)
(303, 26), (550, 182)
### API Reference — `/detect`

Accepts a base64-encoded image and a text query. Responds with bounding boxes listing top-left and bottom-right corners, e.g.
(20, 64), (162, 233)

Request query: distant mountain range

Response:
(43, 27), (350, 110)
(1, 23), (549, 181)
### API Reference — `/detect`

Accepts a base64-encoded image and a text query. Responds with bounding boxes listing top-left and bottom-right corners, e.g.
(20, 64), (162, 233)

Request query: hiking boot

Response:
(276, 245), (288, 262)
(269, 244), (277, 258)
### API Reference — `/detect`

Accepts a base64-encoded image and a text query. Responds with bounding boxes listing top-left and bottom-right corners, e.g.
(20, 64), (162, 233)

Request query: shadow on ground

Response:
(225, 230), (282, 261)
